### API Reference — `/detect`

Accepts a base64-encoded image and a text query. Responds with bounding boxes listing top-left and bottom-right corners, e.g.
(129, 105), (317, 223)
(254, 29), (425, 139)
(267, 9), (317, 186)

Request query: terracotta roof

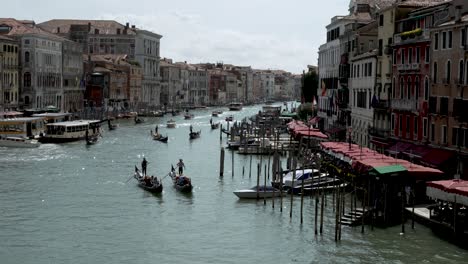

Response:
(38, 19), (136, 35)
(0, 18), (66, 40)
(397, 0), (450, 8)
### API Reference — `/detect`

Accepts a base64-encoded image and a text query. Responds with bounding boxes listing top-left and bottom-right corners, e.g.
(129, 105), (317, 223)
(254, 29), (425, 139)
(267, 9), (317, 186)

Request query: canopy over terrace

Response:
(427, 179), (468, 206)
(321, 142), (444, 180)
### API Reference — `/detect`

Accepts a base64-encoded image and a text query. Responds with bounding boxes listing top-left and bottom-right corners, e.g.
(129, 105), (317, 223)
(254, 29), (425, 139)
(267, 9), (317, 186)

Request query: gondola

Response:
(169, 170), (193, 193)
(134, 166), (163, 193)
(211, 122), (220, 129)
(152, 133), (168, 143)
(134, 117), (145, 124)
(189, 130), (201, 139)
(184, 114), (194, 120)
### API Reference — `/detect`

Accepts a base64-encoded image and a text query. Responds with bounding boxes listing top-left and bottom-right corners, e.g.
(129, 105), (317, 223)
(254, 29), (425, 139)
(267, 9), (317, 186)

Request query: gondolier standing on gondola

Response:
(177, 159), (185, 175)
(142, 157), (148, 176)
(189, 125), (193, 133)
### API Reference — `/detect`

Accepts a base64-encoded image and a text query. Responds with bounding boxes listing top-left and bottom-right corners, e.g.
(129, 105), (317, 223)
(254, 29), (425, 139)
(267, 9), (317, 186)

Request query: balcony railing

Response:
(394, 28), (430, 45)
(372, 100), (389, 110)
(397, 63), (419, 71)
(391, 98), (418, 112)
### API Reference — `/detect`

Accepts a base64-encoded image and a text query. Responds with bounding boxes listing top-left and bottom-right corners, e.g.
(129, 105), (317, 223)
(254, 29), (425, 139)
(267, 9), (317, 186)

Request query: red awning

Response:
(370, 139), (389, 147)
(386, 142), (413, 155)
(325, 127), (345, 134)
(295, 130), (328, 139)
(421, 148), (455, 168)
(308, 116), (321, 125)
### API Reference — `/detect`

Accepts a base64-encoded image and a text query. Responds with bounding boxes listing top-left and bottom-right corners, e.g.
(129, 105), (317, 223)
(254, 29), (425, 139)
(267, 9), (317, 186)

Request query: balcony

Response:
(372, 100), (390, 111)
(369, 127), (390, 138)
(391, 98), (418, 112)
(394, 28), (430, 45)
(397, 63), (419, 72)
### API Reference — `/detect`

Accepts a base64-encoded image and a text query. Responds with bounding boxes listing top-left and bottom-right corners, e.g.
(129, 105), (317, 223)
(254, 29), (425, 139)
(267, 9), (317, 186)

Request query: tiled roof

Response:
(38, 19), (136, 35)
(397, 0), (451, 8)
(0, 18), (67, 40)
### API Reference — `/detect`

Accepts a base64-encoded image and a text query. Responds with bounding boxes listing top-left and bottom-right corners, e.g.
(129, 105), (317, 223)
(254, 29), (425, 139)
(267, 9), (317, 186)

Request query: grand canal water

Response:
(1, 104), (467, 264)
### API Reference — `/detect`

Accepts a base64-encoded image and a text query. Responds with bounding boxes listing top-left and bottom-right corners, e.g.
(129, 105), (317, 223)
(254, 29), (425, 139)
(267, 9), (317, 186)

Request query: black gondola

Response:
(189, 130), (201, 139)
(169, 170), (193, 193)
(134, 166), (163, 193)
(211, 123), (220, 129)
(152, 133), (168, 143)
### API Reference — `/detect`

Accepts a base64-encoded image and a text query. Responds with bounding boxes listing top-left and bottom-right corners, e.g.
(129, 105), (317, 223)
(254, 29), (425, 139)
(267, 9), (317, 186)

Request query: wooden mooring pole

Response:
(219, 147), (225, 177)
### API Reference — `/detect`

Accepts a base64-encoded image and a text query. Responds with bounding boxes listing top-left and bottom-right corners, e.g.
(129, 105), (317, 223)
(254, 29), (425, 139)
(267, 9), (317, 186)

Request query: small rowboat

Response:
(134, 167), (163, 193)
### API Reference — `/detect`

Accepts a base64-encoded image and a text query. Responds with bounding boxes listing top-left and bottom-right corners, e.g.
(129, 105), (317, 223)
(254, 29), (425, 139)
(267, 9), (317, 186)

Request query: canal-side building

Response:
(0, 35), (19, 111)
(349, 21), (378, 147)
(62, 39), (84, 113)
(0, 19), (64, 110)
(39, 20), (162, 109)
(159, 59), (182, 109)
(429, 0), (468, 178)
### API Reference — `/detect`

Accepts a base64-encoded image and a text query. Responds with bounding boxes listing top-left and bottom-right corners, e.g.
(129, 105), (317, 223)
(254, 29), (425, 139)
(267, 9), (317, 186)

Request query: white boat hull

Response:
(233, 190), (283, 199)
(0, 138), (40, 148)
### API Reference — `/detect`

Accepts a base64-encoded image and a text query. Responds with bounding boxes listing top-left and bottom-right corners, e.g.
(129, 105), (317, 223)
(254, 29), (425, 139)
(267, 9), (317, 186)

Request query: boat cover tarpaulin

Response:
(321, 142), (444, 179)
(294, 130), (328, 139)
(427, 179), (468, 206)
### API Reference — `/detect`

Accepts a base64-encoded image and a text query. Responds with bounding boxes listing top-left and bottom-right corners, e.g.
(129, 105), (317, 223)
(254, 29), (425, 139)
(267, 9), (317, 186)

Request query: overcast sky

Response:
(2, 0), (350, 74)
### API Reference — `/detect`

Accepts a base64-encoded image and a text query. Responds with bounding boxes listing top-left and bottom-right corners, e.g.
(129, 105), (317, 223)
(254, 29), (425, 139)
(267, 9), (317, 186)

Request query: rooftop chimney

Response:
(131, 25), (136, 29)
(125, 22), (129, 28)
(455, 5), (462, 23)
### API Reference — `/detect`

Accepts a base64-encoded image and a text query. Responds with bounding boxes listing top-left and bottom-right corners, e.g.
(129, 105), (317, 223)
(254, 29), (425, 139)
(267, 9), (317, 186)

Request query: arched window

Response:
(446, 60), (451, 84)
(459, 60), (464, 84)
(407, 77), (412, 99)
(400, 77), (404, 99)
(392, 77), (396, 99)
(424, 76), (429, 101)
(23, 72), (31, 87)
(24, 51), (30, 63)
(433, 62), (438, 83)
(415, 76), (420, 99)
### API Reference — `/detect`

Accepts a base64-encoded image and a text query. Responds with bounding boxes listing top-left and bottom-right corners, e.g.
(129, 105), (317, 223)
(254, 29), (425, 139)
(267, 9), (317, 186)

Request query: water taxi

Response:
(228, 102), (243, 111)
(40, 120), (102, 143)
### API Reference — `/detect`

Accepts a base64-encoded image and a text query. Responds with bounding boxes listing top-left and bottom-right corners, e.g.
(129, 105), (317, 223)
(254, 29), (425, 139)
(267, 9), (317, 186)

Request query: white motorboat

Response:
(233, 185), (283, 199)
(228, 102), (243, 111)
(167, 119), (176, 128)
(0, 137), (40, 148)
(273, 169), (328, 189)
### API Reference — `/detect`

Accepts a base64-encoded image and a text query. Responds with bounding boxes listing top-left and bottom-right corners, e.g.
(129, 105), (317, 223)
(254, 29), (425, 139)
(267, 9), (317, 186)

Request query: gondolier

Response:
(177, 159), (185, 175)
(189, 125), (193, 133)
(142, 157), (148, 176)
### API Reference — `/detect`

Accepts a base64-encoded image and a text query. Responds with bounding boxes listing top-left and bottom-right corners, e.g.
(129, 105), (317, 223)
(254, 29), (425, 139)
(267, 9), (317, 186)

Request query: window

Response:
(414, 117), (418, 139)
(406, 116), (410, 134)
(446, 60), (451, 84)
(393, 50), (397, 64)
(452, 127), (460, 146)
(391, 113), (395, 131)
(407, 77), (412, 99)
(462, 28), (466, 47)
(423, 118), (428, 138)
(409, 48), (413, 63)
(459, 60), (464, 84)
(25, 51), (30, 62)
(433, 62), (438, 83)
(440, 97), (448, 115)
(442, 32), (447, 49)
(434, 33), (439, 50)
(392, 77), (396, 99)
(399, 115), (403, 136)
(379, 14), (384, 26)
(415, 77), (420, 99)
(448, 31), (452, 48)
(416, 47), (420, 63)
(425, 46), (430, 63)
(400, 77), (404, 99)
(401, 48), (405, 64)
(442, 125), (447, 144)
(431, 123), (435, 142)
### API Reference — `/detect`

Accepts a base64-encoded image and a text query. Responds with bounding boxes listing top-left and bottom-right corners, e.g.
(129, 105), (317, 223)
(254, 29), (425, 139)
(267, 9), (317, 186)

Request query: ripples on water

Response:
(0, 104), (467, 263)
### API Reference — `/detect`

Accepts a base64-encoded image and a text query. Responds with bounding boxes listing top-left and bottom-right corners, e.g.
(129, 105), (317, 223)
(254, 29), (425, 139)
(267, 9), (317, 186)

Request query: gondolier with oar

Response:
(142, 157), (148, 176)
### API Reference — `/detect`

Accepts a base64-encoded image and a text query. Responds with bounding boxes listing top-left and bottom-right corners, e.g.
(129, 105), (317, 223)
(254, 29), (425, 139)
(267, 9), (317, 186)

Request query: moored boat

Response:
(134, 167), (163, 193)
(225, 115), (234, 122)
(233, 185), (282, 199)
(0, 136), (40, 148)
(184, 113), (194, 120)
(134, 116), (145, 124)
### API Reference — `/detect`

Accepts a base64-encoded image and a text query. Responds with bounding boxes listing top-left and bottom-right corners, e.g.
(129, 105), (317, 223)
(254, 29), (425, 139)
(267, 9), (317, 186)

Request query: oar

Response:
(126, 165), (138, 183)
(161, 172), (171, 181)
